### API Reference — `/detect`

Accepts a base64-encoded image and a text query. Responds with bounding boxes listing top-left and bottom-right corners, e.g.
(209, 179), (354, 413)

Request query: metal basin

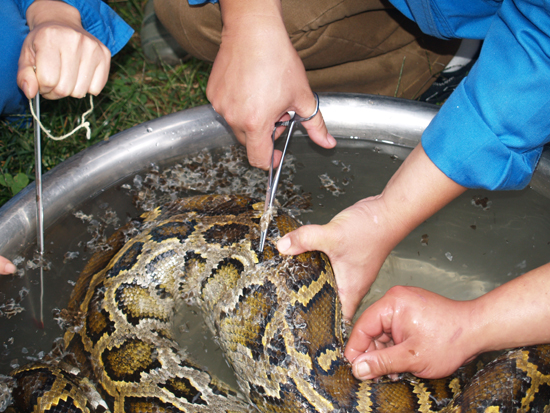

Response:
(2, 92), (549, 255)
(1, 93), (549, 378)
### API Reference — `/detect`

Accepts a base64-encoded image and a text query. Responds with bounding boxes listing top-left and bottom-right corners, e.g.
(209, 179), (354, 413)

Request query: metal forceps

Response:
(259, 92), (320, 252)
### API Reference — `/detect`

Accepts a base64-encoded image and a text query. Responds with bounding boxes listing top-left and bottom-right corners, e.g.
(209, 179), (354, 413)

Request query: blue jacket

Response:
(392, 0), (550, 190)
(1, 0), (133, 116)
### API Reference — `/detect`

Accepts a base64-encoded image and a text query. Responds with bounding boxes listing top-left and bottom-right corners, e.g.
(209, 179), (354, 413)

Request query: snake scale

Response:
(8, 194), (550, 412)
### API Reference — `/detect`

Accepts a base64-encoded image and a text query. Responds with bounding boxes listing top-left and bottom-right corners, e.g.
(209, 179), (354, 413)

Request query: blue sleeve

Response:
(389, 0), (500, 40)
(14, 0), (133, 56)
(188, 0), (217, 4)
(421, 0), (550, 190)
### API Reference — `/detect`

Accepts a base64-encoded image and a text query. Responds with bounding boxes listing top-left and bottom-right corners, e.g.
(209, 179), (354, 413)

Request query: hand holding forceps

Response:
(259, 93), (320, 252)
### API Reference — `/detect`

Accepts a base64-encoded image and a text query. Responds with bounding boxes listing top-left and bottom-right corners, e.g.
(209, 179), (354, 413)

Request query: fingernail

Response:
(355, 361), (371, 379)
(4, 263), (16, 274)
(277, 236), (291, 253)
(21, 81), (29, 97)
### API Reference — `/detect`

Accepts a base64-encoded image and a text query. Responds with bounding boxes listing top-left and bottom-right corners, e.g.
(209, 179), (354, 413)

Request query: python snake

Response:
(8, 194), (550, 412)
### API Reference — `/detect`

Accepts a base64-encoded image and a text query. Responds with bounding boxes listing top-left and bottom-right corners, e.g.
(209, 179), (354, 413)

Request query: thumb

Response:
(294, 92), (336, 151)
(351, 344), (416, 380)
(302, 110), (336, 150)
(277, 224), (330, 256)
(17, 49), (39, 99)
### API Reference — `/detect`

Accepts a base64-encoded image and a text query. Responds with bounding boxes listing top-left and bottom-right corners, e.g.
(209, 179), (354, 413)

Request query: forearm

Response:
(277, 143), (466, 320)
(470, 262), (550, 353)
(374, 143), (466, 249)
(26, 0), (82, 30)
(219, 0), (284, 29)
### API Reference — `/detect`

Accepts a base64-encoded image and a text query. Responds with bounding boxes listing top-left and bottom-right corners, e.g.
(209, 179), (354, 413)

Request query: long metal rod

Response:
(33, 92), (44, 256)
(33, 92), (44, 327)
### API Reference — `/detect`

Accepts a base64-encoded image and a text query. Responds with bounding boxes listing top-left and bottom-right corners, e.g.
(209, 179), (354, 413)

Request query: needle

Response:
(33, 91), (45, 328)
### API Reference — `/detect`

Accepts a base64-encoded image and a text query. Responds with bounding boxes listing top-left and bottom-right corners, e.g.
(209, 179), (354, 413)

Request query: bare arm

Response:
(279, 142), (550, 380)
(207, 0), (335, 169)
(278, 144), (466, 319)
(345, 262), (550, 380)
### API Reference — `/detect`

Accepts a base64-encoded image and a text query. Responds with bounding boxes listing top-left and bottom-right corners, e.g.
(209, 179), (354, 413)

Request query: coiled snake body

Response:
(9, 195), (550, 412)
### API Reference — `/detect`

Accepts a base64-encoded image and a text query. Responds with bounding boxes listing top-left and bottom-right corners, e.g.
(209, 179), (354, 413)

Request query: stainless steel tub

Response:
(1, 92), (550, 381)
(1, 93), (549, 258)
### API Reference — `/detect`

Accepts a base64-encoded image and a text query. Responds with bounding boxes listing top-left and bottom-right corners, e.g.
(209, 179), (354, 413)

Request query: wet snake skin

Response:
(9, 195), (550, 412)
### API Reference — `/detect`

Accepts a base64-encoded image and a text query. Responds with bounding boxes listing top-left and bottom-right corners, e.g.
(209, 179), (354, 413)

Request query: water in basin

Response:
(1, 137), (549, 390)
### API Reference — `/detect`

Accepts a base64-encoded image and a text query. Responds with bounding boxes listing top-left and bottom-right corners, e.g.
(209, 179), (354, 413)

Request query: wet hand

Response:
(17, 0), (111, 100)
(345, 286), (477, 380)
(207, 3), (335, 169)
(277, 144), (467, 320)
(277, 195), (402, 321)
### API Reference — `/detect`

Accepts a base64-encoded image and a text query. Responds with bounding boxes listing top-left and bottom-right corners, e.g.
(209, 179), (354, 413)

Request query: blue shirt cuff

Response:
(389, 0), (500, 40)
(421, 0), (550, 190)
(422, 83), (543, 190)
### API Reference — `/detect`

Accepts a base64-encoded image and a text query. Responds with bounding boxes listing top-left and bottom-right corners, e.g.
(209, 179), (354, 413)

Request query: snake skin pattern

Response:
(9, 195), (550, 412)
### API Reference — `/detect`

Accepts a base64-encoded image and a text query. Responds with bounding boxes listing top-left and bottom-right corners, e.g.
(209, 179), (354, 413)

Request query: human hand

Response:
(277, 145), (467, 321)
(17, 0), (111, 100)
(0, 256), (17, 275)
(345, 286), (478, 380)
(207, 0), (335, 169)
(277, 195), (403, 321)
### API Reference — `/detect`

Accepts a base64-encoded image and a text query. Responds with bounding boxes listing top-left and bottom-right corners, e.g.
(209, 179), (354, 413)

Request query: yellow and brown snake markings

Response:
(9, 195), (550, 412)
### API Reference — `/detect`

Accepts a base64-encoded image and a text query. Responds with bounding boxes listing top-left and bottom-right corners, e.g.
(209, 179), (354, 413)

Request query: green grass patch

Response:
(0, 0), (212, 207)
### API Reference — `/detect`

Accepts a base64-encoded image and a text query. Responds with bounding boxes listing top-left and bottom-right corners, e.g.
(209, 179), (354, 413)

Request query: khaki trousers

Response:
(154, 0), (459, 99)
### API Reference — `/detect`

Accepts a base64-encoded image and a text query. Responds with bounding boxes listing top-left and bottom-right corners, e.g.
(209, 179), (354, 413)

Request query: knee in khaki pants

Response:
(154, 0), (458, 98)
(154, 0), (222, 62)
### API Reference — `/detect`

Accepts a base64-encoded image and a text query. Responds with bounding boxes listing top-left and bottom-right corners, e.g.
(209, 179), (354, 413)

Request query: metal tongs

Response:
(259, 92), (320, 252)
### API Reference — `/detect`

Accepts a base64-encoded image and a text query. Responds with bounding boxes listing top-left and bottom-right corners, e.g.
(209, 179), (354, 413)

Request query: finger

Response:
(72, 63), (94, 99)
(277, 224), (333, 255)
(44, 46), (82, 99)
(74, 42), (110, 97)
(209, 97), (275, 170)
(17, 65), (39, 99)
(344, 300), (394, 362)
(295, 94), (336, 150)
(245, 126), (279, 170)
(270, 149), (282, 169)
(351, 343), (420, 380)
(87, 46), (110, 96)
(303, 110), (336, 149)
(0, 257), (16, 275)
(34, 45), (64, 99)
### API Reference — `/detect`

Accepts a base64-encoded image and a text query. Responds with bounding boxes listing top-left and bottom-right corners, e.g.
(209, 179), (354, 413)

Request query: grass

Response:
(0, 0), (212, 207)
